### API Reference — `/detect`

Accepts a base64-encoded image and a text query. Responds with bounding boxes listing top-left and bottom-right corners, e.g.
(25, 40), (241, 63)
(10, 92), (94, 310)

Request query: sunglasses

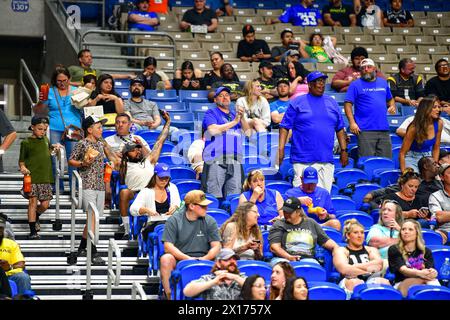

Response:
(383, 199), (399, 205)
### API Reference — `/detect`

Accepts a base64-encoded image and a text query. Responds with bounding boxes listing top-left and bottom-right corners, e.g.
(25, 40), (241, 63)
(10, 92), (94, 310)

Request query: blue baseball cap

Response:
(214, 86), (231, 98)
(154, 163), (171, 178)
(306, 71), (328, 83)
(302, 166), (318, 184)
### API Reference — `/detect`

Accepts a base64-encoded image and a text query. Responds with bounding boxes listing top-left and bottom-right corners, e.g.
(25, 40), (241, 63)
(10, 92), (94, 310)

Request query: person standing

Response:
(0, 108), (16, 173)
(201, 86), (251, 202)
(429, 163), (450, 245)
(344, 58), (396, 159)
(266, 0), (323, 27)
(279, 71), (348, 192)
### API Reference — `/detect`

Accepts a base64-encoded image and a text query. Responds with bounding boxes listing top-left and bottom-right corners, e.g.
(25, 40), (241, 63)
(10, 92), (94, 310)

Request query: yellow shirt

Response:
(0, 238), (25, 276)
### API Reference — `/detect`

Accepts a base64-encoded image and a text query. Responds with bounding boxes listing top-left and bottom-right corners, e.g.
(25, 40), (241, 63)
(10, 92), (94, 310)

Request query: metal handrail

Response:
(84, 200), (100, 299)
(106, 238), (122, 300)
(19, 59), (39, 121)
(80, 30), (177, 74)
(131, 282), (147, 300)
(67, 170), (82, 265)
(52, 147), (66, 231)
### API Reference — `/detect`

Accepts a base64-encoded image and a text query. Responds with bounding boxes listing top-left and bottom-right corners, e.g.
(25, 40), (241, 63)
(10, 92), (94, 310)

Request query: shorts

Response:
(29, 183), (53, 201)
(339, 276), (381, 300)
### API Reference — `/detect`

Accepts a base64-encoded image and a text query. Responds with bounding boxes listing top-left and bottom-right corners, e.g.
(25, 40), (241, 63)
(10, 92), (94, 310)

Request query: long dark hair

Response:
(408, 96), (439, 145)
(270, 261), (295, 300)
(50, 65), (71, 86)
(146, 173), (171, 189)
(282, 276), (309, 300)
(241, 274), (266, 300)
(287, 61), (306, 83)
(95, 74), (115, 95)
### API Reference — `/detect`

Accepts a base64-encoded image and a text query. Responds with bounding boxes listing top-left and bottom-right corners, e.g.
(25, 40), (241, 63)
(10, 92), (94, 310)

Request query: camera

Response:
(288, 43), (299, 50)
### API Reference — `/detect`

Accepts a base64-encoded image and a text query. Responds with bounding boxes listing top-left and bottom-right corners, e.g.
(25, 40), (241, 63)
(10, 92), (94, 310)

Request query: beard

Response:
(361, 71), (376, 81)
(131, 89), (142, 98)
(225, 262), (240, 274)
(128, 154), (144, 163)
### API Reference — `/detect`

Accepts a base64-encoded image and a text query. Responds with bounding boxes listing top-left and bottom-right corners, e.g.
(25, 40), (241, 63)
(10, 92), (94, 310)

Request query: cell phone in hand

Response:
(419, 207), (430, 217)
(253, 240), (261, 243)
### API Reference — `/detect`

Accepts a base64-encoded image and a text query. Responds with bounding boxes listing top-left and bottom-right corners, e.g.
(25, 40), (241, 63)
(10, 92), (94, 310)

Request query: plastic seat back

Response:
(291, 262), (327, 282)
(308, 281), (347, 300)
(239, 262), (273, 283)
(337, 212), (374, 230)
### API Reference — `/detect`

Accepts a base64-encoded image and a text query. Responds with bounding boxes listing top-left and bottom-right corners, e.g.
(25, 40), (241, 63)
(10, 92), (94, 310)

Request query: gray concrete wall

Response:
(0, 0), (45, 38)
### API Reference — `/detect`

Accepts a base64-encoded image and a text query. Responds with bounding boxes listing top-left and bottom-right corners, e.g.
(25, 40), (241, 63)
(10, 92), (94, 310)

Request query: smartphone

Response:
(253, 240), (261, 243)
(158, 109), (165, 116)
(419, 207), (430, 217)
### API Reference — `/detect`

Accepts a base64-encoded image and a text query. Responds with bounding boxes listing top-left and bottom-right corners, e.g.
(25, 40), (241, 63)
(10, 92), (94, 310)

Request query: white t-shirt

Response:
(125, 158), (154, 191)
(236, 96), (271, 128)
(187, 139), (205, 170)
(105, 134), (150, 153)
(398, 116), (450, 144)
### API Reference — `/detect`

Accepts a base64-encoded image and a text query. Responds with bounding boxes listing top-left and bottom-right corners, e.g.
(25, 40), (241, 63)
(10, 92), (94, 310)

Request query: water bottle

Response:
(440, 257), (450, 286)
(130, 123), (137, 134)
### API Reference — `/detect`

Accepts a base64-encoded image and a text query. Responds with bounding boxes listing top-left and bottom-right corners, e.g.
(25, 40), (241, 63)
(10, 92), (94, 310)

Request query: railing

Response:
(52, 146), (65, 231)
(83, 200), (100, 300)
(80, 30), (177, 74)
(19, 59), (39, 121)
(67, 170), (82, 265)
(131, 282), (147, 300)
(106, 238), (122, 300)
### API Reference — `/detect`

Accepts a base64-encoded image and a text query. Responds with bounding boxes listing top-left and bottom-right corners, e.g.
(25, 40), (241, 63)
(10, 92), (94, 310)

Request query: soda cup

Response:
(104, 163), (113, 183)
(40, 83), (50, 101)
(23, 174), (32, 193)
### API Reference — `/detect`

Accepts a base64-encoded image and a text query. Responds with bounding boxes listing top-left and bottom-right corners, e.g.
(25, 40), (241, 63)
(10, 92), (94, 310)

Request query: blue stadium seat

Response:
(279, 157), (293, 181)
(333, 156), (354, 171)
(388, 116), (406, 133)
(114, 79), (130, 88)
(150, 141), (177, 154)
(157, 101), (186, 112)
(179, 90), (209, 103)
(205, 193), (219, 209)
(328, 93), (346, 103)
(350, 183), (381, 209)
(337, 212), (374, 230)
(170, 166), (196, 180)
(432, 247), (450, 281)
(178, 263), (214, 300)
(145, 89), (178, 102)
(174, 179), (201, 195)
(239, 261), (273, 283)
(260, 167), (282, 181)
(170, 112), (195, 130)
(357, 284), (403, 300)
(390, 133), (403, 146)
(291, 262), (327, 282)
(242, 155), (271, 172)
(422, 229), (444, 246)
(158, 152), (189, 166)
(102, 130), (116, 139)
(331, 195), (356, 211)
(229, 196), (240, 215)
(207, 208), (230, 227)
(357, 157), (395, 180)
(243, 143), (258, 157)
(265, 181), (292, 196)
(414, 0), (442, 11)
(308, 282), (347, 300)
(334, 168), (369, 189)
(322, 226), (343, 243)
(8, 280), (18, 297)
(116, 88), (130, 100)
(177, 130), (201, 154)
(407, 285), (450, 300)
(189, 102), (216, 114)
(372, 169), (401, 187)
(331, 184), (339, 196)
(135, 130), (162, 144)
(261, 230), (273, 261)
(392, 146), (401, 169)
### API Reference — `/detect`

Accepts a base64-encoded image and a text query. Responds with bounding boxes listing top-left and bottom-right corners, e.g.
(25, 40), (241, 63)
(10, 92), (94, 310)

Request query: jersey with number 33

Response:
(279, 5), (322, 26)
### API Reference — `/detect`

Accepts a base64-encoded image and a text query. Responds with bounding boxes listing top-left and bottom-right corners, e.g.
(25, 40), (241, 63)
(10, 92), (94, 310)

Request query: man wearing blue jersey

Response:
(128, 0), (159, 32)
(267, 0), (323, 27)
(201, 87), (251, 202)
(344, 58), (396, 159)
(279, 71), (348, 192)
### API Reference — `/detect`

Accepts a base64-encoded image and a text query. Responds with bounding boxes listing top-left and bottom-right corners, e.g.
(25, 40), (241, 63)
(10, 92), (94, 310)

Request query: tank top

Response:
(410, 120), (438, 152)
(155, 188), (171, 214)
(242, 189), (278, 225)
(346, 246), (371, 281)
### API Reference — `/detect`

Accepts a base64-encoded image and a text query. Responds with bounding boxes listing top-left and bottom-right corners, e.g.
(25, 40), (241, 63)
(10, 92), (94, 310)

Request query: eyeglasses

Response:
(438, 64), (449, 68)
(56, 79), (69, 83)
(195, 204), (208, 209)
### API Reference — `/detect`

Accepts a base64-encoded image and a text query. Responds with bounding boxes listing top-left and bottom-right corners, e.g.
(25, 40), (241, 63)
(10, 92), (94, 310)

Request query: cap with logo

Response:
(306, 71), (328, 83)
(360, 58), (376, 68)
(302, 166), (318, 184)
(29, 116), (49, 130)
(154, 162), (171, 178)
(282, 197), (302, 213)
(216, 248), (240, 261)
(184, 190), (213, 206)
(82, 115), (108, 131)
(130, 78), (145, 87)
(214, 86), (231, 98)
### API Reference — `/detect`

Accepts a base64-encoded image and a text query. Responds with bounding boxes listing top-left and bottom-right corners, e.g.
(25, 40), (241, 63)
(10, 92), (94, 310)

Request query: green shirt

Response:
(19, 136), (54, 184)
(67, 65), (102, 83)
(305, 45), (332, 63)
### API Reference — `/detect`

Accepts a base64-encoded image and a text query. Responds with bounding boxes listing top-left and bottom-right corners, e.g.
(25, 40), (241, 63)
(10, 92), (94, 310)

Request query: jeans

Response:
(405, 150), (432, 173)
(49, 129), (77, 191)
(9, 272), (32, 295)
(270, 257), (320, 267)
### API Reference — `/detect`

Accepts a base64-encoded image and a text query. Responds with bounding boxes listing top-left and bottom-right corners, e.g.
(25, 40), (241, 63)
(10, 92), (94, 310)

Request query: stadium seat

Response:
(407, 285), (450, 300)
(169, 166), (196, 180)
(331, 196), (357, 211)
(353, 283), (402, 300)
(357, 157), (395, 180)
(239, 261), (273, 283)
(157, 102), (186, 112)
(422, 229), (444, 246)
(349, 183), (381, 209)
(279, 157), (293, 182)
(229, 196), (240, 215)
(135, 130), (162, 144)
(291, 262), (327, 282)
(102, 130), (116, 139)
(259, 167), (282, 181)
(337, 212), (374, 230)
(116, 88), (130, 100)
(392, 146), (401, 169)
(334, 169), (369, 189)
(173, 179), (201, 195)
(322, 226), (343, 243)
(265, 181), (292, 196)
(178, 90), (209, 103)
(177, 263), (214, 300)
(261, 230), (273, 261)
(114, 79), (130, 88)
(432, 247), (450, 281)
(308, 282), (347, 300)
(170, 112), (195, 130)
(150, 141), (176, 154)
(158, 152), (189, 166)
(333, 156), (354, 171)
(372, 169), (401, 187)
(243, 143), (258, 158)
(331, 184), (339, 196)
(207, 209), (230, 227)
(145, 89), (178, 102)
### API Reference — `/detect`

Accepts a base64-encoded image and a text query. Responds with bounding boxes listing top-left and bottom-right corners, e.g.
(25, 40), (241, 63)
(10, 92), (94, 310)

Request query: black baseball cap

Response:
(82, 115), (107, 131)
(29, 116), (49, 130)
(282, 197), (302, 214)
(259, 61), (273, 69)
(277, 78), (290, 86)
(130, 78), (145, 87)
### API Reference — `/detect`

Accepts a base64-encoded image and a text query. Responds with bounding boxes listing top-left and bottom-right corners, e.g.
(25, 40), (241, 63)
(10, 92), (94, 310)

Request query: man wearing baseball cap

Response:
(344, 57), (396, 159)
(285, 166), (341, 231)
(183, 248), (245, 300)
(237, 24), (271, 63)
(257, 61), (278, 102)
(270, 78), (291, 127)
(279, 71), (348, 192)
(201, 86), (250, 202)
(159, 190), (221, 299)
(124, 78), (161, 130)
(268, 197), (338, 265)
(429, 163), (450, 244)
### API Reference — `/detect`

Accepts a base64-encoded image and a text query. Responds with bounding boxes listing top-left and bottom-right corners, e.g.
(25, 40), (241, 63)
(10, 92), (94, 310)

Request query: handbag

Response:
(54, 86), (84, 142)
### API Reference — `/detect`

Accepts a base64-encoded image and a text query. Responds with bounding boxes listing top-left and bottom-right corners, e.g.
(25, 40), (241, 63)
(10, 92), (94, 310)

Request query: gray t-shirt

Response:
(429, 189), (450, 233)
(268, 217), (330, 259)
(162, 206), (221, 257)
(124, 98), (159, 122)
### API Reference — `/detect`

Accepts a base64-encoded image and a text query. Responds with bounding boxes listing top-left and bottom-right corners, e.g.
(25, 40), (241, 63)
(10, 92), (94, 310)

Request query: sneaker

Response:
(35, 221), (40, 232)
(118, 224), (125, 233)
(121, 233), (130, 241)
(91, 253), (106, 266)
(77, 249), (87, 257)
(29, 233), (40, 240)
(20, 189), (30, 199)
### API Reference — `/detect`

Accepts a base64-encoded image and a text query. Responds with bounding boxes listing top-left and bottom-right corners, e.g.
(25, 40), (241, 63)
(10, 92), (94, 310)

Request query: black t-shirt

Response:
(182, 8), (216, 26)
(345, 246), (372, 281)
(237, 39), (271, 61)
(322, 4), (355, 26)
(90, 91), (122, 114)
(383, 9), (413, 24)
(203, 71), (223, 88)
(211, 80), (243, 100)
(388, 245), (434, 283)
(0, 108), (15, 139)
(172, 77), (206, 91)
(417, 180), (443, 200)
(257, 77), (277, 103)
(387, 74), (425, 100)
(425, 76), (450, 103)
(382, 193), (428, 212)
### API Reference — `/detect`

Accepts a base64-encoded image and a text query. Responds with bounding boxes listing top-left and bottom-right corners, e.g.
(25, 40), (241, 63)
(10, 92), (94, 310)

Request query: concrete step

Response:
(30, 274), (155, 284)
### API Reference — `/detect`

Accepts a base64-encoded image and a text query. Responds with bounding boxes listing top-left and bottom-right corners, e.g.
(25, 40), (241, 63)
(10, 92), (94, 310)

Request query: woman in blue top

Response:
(238, 169), (284, 225)
(399, 96), (443, 173)
(36, 65), (82, 187)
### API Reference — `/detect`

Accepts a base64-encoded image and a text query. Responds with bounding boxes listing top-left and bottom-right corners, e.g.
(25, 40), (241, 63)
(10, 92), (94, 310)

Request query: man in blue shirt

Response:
(285, 166), (341, 231)
(128, 0), (159, 31)
(201, 87), (251, 201)
(279, 71), (349, 192)
(267, 0), (323, 27)
(344, 58), (396, 159)
(206, 0), (233, 16)
(270, 78), (290, 128)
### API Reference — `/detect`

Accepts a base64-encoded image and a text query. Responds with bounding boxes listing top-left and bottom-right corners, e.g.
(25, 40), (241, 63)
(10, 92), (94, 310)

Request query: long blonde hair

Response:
(398, 219), (426, 262)
(243, 79), (263, 113)
(242, 169), (265, 191)
(342, 218), (364, 243)
(219, 202), (262, 243)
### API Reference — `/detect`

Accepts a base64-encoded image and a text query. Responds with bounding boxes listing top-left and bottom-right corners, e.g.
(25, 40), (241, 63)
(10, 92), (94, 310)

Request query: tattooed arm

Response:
(221, 223), (237, 250)
(147, 110), (171, 165)
(99, 138), (121, 169)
